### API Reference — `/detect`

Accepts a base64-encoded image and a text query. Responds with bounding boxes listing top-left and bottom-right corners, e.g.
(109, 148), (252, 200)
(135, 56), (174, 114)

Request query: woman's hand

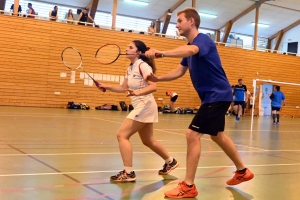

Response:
(126, 88), (139, 97)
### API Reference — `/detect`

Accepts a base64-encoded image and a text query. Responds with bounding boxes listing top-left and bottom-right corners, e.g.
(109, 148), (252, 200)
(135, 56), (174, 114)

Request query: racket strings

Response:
(62, 48), (82, 70)
(95, 45), (121, 64)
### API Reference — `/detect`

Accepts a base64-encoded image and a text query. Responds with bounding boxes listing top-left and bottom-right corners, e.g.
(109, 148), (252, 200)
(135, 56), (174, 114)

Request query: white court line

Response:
(1, 149), (300, 156)
(161, 129), (300, 132)
(155, 129), (269, 151)
(0, 150), (269, 156)
(1, 162), (300, 177)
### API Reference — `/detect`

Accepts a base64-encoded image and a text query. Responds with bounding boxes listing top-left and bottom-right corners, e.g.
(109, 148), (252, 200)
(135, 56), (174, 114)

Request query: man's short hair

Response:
(238, 78), (242, 82)
(177, 8), (200, 29)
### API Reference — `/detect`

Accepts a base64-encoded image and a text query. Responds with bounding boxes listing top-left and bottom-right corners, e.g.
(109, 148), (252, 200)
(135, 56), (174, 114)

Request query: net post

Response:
(250, 79), (257, 134)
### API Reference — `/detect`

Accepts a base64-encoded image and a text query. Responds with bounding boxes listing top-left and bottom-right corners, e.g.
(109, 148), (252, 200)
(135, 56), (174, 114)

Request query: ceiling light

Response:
(251, 22), (269, 27)
(124, 0), (148, 6)
(199, 12), (217, 18)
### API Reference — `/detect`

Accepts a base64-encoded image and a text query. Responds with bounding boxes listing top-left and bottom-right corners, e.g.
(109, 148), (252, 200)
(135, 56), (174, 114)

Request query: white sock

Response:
(124, 166), (133, 174)
(165, 157), (173, 164)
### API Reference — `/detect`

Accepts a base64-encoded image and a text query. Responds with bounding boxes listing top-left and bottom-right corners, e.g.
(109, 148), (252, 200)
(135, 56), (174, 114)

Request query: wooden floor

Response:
(0, 106), (300, 200)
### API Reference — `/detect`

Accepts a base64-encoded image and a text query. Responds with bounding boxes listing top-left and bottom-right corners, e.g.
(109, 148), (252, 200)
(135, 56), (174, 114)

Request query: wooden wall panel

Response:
(1, 15), (300, 116)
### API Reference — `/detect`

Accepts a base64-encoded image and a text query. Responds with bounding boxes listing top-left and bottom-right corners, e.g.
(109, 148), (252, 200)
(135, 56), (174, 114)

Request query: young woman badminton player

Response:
(98, 40), (178, 182)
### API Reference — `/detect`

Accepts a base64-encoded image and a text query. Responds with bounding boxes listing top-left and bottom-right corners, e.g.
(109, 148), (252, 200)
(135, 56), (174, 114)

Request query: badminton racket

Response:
(61, 47), (106, 92)
(94, 44), (163, 65)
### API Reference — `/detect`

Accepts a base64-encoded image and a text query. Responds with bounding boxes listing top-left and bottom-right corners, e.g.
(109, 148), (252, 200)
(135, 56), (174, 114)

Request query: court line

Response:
(6, 144), (114, 200)
(1, 149), (300, 156)
(1, 162), (300, 177)
(160, 128), (300, 132)
(155, 129), (269, 151)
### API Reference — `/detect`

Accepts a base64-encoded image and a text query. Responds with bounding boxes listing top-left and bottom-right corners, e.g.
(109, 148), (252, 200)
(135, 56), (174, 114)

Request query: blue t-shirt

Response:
(270, 91), (285, 107)
(234, 85), (247, 101)
(180, 33), (232, 104)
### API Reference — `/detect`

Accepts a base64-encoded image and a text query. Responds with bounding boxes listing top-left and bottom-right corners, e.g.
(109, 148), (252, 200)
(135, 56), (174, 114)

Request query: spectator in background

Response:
(10, 4), (22, 16)
(66, 9), (74, 24)
(166, 91), (178, 111)
(49, 6), (58, 21)
(78, 8), (95, 26)
(148, 21), (155, 35)
(27, 3), (36, 18)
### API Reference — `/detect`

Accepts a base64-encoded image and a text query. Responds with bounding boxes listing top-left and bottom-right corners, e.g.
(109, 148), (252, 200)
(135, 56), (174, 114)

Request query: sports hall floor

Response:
(0, 106), (300, 200)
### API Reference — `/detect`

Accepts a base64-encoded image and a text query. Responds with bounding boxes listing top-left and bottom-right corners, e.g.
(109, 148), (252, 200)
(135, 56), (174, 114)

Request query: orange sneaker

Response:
(164, 181), (198, 198)
(226, 168), (254, 185)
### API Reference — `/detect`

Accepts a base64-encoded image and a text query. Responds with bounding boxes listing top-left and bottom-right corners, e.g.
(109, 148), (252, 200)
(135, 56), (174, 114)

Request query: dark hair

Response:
(67, 9), (73, 18)
(275, 85), (280, 91)
(150, 21), (155, 28)
(166, 92), (168, 96)
(238, 78), (242, 82)
(54, 6), (58, 9)
(177, 8), (200, 29)
(28, 3), (32, 6)
(132, 40), (156, 74)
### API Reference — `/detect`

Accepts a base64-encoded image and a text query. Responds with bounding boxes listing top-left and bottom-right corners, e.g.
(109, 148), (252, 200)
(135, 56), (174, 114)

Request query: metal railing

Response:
(1, 9), (299, 56)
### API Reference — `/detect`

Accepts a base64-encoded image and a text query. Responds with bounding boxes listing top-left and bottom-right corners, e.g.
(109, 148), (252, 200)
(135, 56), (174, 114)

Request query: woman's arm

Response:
(127, 80), (156, 96)
(102, 79), (128, 93)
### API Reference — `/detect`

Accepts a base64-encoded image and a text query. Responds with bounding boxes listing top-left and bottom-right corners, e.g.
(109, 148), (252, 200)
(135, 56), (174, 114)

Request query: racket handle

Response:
(94, 80), (106, 92)
(155, 53), (164, 58)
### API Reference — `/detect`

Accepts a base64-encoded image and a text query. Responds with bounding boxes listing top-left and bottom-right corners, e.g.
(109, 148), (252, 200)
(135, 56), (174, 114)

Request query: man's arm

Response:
(148, 64), (188, 82)
(146, 45), (199, 58)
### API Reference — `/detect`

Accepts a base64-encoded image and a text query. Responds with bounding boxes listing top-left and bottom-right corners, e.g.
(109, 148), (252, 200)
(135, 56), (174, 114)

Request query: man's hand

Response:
(147, 73), (160, 82)
(145, 49), (164, 59)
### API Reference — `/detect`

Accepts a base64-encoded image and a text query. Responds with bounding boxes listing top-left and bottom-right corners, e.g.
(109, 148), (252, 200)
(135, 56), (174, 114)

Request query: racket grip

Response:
(94, 81), (106, 92)
(155, 53), (164, 58)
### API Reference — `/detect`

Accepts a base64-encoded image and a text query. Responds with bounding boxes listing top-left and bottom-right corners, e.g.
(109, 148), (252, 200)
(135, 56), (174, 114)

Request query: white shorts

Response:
(126, 99), (158, 123)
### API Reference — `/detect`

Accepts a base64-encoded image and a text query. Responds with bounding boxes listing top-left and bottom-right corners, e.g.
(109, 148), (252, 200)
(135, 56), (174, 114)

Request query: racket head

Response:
(61, 47), (82, 70)
(95, 44), (121, 65)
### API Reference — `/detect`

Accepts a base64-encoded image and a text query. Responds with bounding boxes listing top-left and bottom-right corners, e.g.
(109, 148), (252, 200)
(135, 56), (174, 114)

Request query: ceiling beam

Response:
(192, 0), (196, 8)
(158, 0), (186, 21)
(215, 30), (221, 42)
(266, 38), (271, 50)
(221, 21), (233, 43)
(269, 19), (300, 40)
(218, 0), (267, 30)
(274, 30), (283, 51)
(253, 3), (260, 50)
(89, 0), (99, 22)
(86, 0), (93, 10)
(0, 0), (6, 11)
(159, 0), (186, 34)
(111, 0), (118, 30)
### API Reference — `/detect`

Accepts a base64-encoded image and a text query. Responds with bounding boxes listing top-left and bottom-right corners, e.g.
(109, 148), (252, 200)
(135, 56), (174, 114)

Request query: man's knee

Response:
(186, 129), (201, 142)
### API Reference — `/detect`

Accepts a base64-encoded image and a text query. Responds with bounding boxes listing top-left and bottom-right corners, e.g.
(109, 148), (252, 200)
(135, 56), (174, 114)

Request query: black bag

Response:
(183, 108), (194, 114)
(119, 101), (127, 111)
(128, 104), (134, 111)
(67, 102), (81, 109)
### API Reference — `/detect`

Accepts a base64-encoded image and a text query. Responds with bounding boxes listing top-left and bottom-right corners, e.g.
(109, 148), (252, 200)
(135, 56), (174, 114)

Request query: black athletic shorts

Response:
(272, 107), (281, 111)
(189, 101), (231, 136)
(234, 101), (245, 106)
(171, 95), (178, 102)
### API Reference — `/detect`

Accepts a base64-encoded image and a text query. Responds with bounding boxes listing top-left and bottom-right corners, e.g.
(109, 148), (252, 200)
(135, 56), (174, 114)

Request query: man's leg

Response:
(211, 132), (254, 185)
(164, 129), (200, 198)
(184, 129), (202, 185)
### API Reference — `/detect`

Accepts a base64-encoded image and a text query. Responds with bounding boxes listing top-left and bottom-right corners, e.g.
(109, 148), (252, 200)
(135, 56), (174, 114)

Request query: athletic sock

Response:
(165, 157), (173, 164)
(237, 168), (247, 174)
(185, 183), (194, 188)
(272, 114), (276, 122)
(276, 114), (280, 122)
(124, 166), (133, 174)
